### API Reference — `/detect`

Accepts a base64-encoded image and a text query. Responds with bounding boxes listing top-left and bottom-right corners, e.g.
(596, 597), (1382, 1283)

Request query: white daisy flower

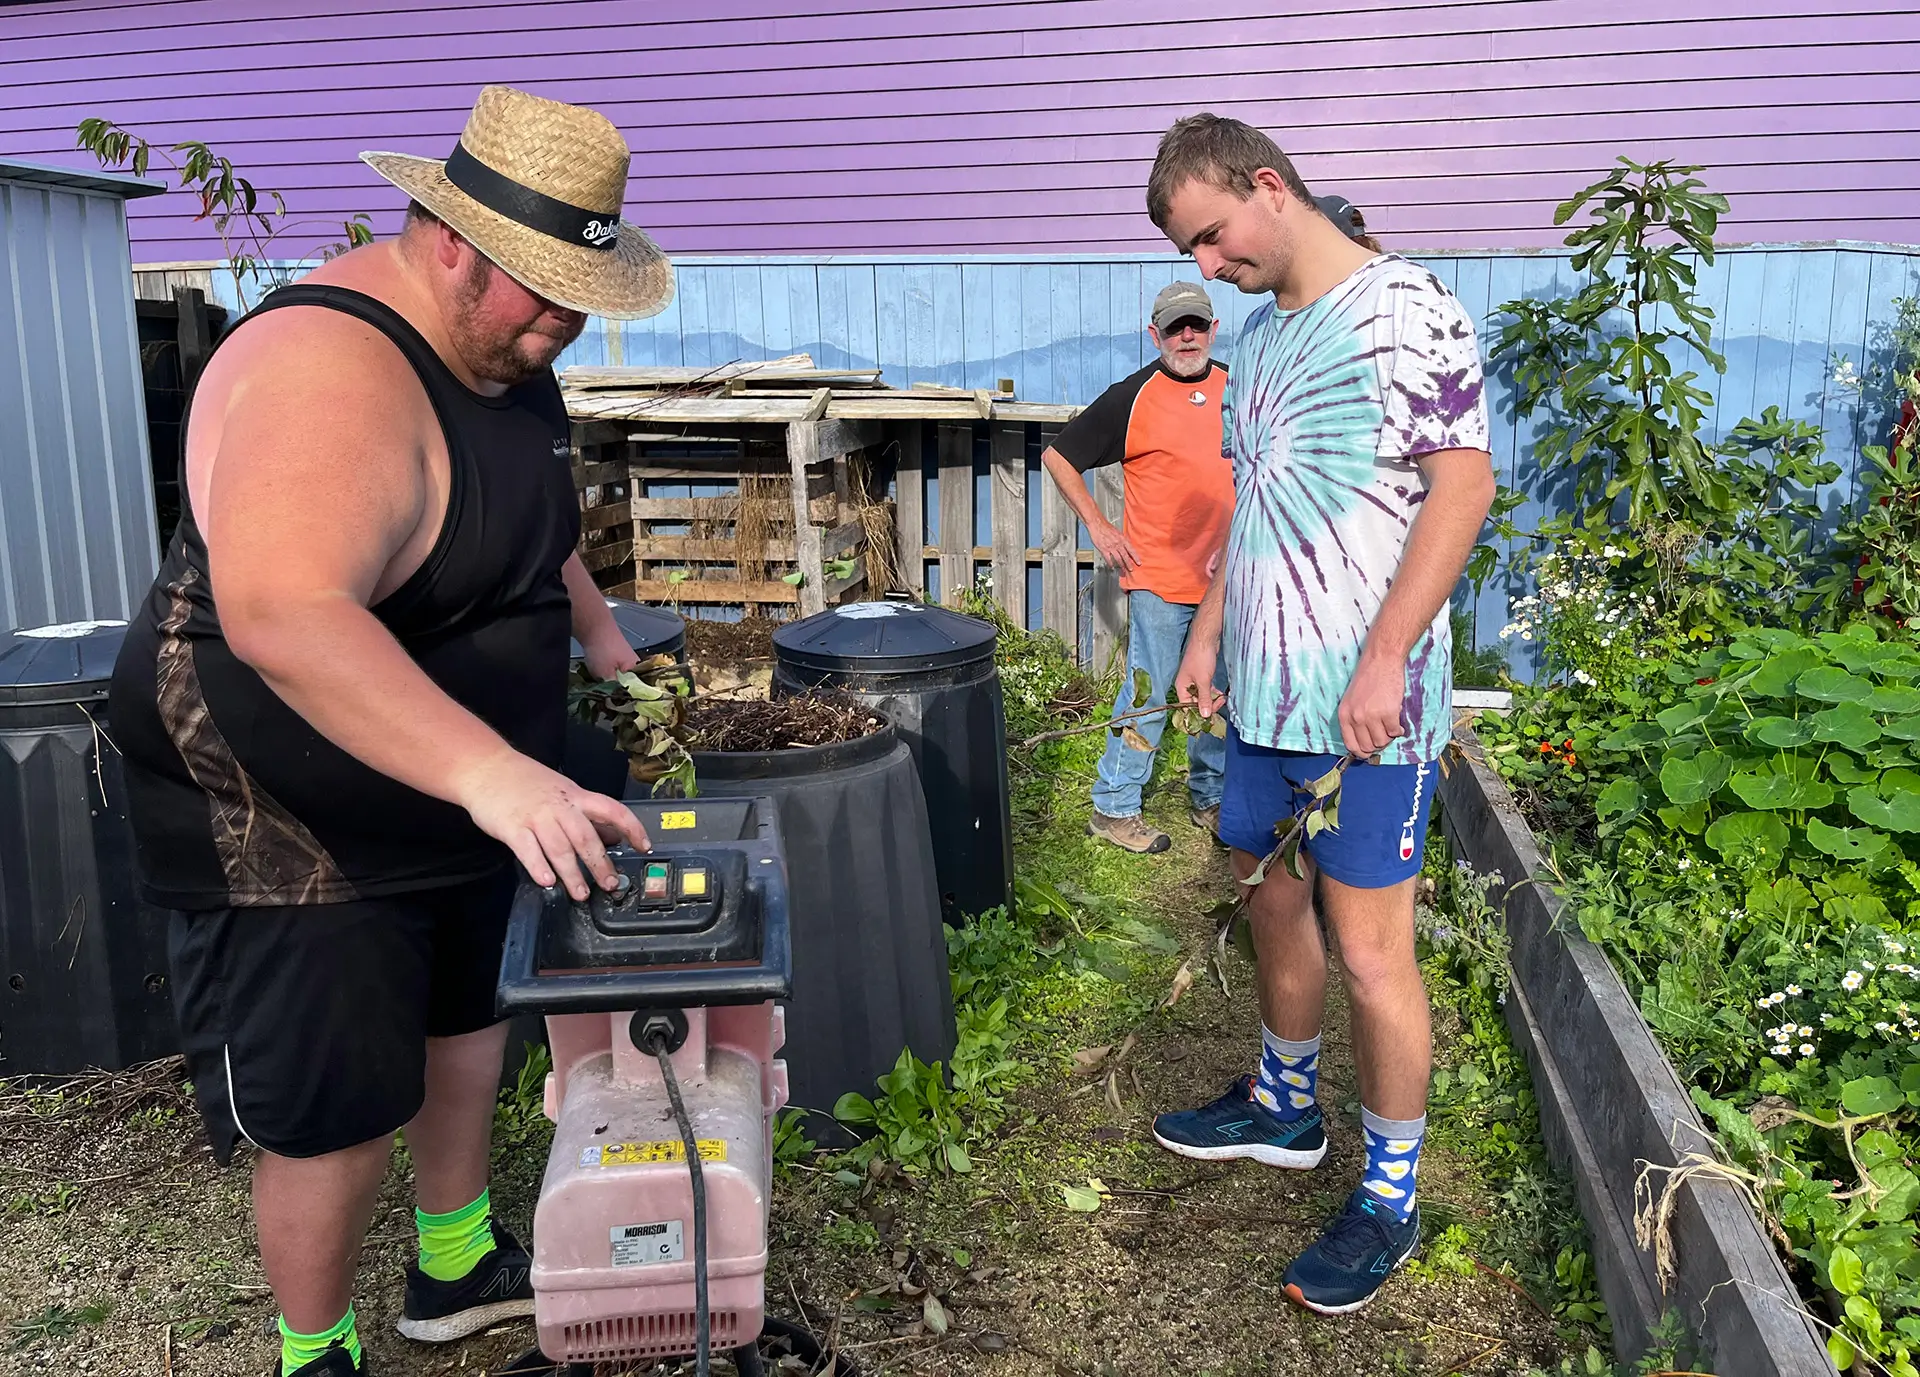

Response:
(1800, 1043), (1815, 1056)
(1786, 985), (1802, 996)
(1844, 971), (1865, 991)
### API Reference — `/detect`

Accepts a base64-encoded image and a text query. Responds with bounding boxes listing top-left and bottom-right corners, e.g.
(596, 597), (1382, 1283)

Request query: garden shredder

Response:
(495, 795), (832, 1375)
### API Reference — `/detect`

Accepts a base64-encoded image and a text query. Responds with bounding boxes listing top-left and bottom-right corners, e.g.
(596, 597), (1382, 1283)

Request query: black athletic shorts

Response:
(168, 866), (517, 1165)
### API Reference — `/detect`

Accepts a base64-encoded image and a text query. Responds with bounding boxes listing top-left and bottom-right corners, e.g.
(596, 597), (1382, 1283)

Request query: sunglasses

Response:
(1161, 317), (1212, 338)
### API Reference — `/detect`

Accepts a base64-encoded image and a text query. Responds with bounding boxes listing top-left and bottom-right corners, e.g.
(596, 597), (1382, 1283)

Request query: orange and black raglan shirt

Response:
(1052, 359), (1234, 606)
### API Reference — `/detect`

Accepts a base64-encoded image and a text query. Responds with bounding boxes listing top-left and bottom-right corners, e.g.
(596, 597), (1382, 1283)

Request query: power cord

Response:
(641, 1028), (710, 1377)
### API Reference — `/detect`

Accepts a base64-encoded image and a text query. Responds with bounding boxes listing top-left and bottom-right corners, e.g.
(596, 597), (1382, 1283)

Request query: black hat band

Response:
(444, 142), (619, 252)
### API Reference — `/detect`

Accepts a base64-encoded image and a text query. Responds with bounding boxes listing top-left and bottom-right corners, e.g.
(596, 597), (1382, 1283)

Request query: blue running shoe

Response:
(1282, 1189), (1421, 1315)
(1151, 1074), (1328, 1168)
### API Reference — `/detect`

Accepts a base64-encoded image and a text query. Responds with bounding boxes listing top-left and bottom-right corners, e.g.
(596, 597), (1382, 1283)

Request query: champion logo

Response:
(1397, 762), (1430, 861)
(582, 218), (619, 247)
(1189, 390), (1207, 405)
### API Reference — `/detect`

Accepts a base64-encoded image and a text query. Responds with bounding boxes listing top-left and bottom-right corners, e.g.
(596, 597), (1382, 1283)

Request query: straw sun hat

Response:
(362, 85), (674, 320)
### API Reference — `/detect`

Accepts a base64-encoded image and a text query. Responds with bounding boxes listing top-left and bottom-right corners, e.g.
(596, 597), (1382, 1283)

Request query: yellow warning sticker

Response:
(659, 811), (696, 830)
(581, 1139), (727, 1167)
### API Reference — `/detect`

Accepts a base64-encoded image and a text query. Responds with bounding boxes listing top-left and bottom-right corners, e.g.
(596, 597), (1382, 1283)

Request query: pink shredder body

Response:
(533, 1003), (789, 1363)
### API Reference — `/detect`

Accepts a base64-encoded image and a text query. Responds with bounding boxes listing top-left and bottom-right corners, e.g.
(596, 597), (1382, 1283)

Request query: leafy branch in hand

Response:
(75, 117), (375, 311)
(1209, 756), (1354, 993)
(568, 656), (695, 797)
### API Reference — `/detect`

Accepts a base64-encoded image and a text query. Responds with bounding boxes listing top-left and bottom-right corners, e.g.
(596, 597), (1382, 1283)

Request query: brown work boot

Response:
(1088, 811), (1171, 854)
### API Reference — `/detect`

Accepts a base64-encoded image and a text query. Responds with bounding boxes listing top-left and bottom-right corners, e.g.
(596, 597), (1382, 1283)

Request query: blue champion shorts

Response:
(1217, 726), (1436, 889)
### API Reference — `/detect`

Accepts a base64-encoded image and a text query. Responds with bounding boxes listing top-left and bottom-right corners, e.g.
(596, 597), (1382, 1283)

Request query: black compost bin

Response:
(0, 620), (176, 1073)
(665, 727), (954, 1131)
(773, 602), (1012, 922)
(562, 599), (689, 798)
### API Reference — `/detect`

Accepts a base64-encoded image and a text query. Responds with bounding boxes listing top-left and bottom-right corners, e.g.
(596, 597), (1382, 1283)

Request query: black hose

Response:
(648, 1040), (711, 1377)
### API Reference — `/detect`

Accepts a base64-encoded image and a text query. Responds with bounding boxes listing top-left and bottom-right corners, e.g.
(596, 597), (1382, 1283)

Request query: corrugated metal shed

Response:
(0, 156), (166, 633)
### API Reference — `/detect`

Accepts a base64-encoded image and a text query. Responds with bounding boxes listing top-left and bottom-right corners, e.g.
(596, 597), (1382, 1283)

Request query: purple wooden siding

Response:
(1, 0), (1916, 259)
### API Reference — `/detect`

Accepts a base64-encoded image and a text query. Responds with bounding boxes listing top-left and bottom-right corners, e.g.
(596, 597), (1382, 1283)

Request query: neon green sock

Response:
(279, 1306), (361, 1374)
(415, 1188), (496, 1282)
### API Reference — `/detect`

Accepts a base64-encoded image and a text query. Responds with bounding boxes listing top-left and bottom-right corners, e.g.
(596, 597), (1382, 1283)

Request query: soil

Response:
(686, 695), (885, 753)
(684, 620), (778, 676)
(0, 749), (1582, 1377)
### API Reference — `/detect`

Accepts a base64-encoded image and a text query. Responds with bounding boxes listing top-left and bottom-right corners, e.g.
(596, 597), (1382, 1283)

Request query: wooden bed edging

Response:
(1438, 729), (1834, 1375)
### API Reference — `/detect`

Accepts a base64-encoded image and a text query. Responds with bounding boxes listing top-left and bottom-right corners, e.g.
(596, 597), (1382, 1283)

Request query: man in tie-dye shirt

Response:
(1142, 114), (1495, 1319)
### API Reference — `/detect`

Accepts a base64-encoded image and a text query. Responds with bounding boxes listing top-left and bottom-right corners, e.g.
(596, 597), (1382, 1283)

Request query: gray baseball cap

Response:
(1152, 281), (1215, 332)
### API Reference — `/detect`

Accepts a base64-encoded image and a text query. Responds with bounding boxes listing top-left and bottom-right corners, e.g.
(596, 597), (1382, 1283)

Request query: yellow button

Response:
(679, 868), (708, 898)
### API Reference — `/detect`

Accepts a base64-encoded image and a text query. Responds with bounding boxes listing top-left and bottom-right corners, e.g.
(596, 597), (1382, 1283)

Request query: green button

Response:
(645, 862), (669, 879)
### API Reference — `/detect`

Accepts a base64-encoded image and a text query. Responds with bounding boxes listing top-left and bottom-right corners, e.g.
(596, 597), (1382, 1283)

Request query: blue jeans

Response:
(1092, 589), (1227, 818)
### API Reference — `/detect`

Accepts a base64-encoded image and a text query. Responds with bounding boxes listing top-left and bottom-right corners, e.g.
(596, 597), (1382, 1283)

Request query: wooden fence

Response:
(893, 417), (1126, 671)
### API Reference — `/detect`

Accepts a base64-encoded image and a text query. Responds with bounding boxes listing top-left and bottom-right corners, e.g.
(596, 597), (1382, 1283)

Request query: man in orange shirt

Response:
(1041, 281), (1235, 853)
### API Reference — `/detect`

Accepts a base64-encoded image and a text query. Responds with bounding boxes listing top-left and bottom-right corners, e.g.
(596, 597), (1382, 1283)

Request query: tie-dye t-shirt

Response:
(1220, 254), (1490, 765)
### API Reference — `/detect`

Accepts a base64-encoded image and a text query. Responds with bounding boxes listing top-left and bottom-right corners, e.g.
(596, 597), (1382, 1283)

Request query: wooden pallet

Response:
(572, 415), (892, 618)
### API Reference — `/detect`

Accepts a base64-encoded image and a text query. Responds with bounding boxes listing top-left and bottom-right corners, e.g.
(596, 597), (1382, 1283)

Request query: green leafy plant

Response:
(1819, 429), (1920, 632)
(771, 1106), (817, 1178)
(1486, 158), (1838, 633)
(568, 654), (695, 796)
(494, 1043), (554, 1154)
(831, 1046), (973, 1176)
(76, 118), (373, 311)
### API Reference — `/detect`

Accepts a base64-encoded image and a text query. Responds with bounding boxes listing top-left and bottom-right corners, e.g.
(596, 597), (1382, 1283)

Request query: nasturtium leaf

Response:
(1827, 755), (1880, 785)
(1747, 647), (1824, 698)
(1598, 721), (1667, 751)
(1870, 685), (1920, 715)
(1871, 1164), (1920, 1224)
(1842, 1076), (1904, 1117)
(1806, 817), (1891, 861)
(1741, 627), (1810, 653)
(1745, 714), (1815, 748)
(1657, 800), (1708, 835)
(1596, 778), (1643, 821)
(1704, 810), (1789, 861)
(1848, 785), (1920, 832)
(1857, 1129), (1905, 1168)
(1659, 750), (1731, 805)
(1729, 768), (1834, 811)
(1811, 703), (1883, 752)
(1882, 715), (1920, 741)
(1796, 666), (1875, 703)
(1826, 636), (1920, 678)
(1656, 700), (1710, 733)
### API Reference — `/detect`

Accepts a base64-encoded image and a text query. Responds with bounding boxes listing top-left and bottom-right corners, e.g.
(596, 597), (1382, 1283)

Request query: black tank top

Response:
(110, 284), (579, 909)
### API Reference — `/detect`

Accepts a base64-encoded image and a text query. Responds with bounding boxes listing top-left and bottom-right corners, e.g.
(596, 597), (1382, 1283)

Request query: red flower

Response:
(1696, 677), (1715, 686)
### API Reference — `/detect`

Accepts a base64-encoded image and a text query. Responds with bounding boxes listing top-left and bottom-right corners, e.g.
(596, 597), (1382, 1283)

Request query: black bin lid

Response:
(774, 600), (995, 673)
(569, 598), (686, 662)
(0, 619), (129, 707)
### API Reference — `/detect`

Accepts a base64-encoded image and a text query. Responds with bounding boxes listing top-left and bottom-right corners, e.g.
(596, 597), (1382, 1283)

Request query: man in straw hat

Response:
(110, 86), (672, 1377)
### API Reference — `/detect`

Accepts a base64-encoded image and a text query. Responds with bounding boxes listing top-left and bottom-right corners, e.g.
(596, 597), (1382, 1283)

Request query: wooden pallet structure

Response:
(567, 355), (1083, 623)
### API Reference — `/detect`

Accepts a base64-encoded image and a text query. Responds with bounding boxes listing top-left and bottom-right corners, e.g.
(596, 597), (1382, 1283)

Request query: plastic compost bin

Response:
(0, 620), (176, 1073)
(678, 727), (953, 1135)
(772, 601), (1013, 923)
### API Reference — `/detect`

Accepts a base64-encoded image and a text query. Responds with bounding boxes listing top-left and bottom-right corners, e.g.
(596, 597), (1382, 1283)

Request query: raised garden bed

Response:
(1440, 727), (1835, 1375)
